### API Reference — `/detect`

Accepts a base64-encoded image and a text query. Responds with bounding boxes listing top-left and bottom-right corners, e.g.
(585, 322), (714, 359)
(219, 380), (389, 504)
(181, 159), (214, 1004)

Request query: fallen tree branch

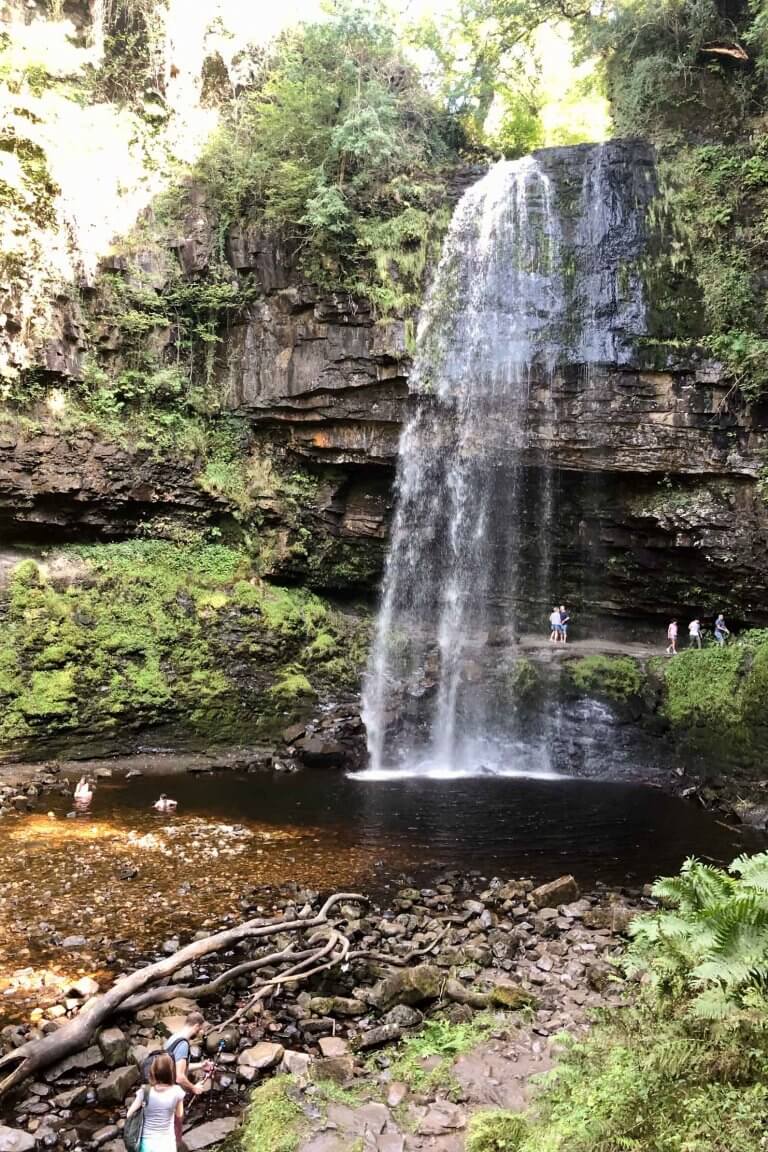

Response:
(0, 892), (364, 1099)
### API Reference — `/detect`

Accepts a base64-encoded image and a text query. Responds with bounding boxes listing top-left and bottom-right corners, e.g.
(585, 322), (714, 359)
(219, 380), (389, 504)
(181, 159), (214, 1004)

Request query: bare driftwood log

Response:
(0, 892), (363, 1100)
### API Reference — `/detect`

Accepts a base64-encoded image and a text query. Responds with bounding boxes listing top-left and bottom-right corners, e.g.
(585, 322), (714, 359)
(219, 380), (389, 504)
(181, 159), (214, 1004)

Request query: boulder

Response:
(95, 1065), (139, 1105)
(182, 1119), (238, 1152)
(583, 903), (635, 935)
(353, 1024), (402, 1051)
(312, 1056), (355, 1084)
(488, 984), (538, 1011)
(67, 977), (99, 999)
(47, 1045), (102, 1080)
(238, 1043), (284, 1073)
(295, 737), (347, 768)
(368, 965), (442, 1010)
(98, 1028), (128, 1068)
(0, 1129), (35, 1152)
(281, 1050), (311, 1078)
(317, 1037), (349, 1058)
(530, 876), (579, 910)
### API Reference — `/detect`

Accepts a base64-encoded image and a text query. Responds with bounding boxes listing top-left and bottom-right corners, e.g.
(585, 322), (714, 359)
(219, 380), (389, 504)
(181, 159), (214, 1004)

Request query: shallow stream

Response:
(1, 767), (762, 1022)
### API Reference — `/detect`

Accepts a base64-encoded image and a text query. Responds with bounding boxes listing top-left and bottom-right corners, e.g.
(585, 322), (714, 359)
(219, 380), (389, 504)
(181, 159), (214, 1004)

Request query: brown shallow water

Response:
(1, 768), (763, 1022)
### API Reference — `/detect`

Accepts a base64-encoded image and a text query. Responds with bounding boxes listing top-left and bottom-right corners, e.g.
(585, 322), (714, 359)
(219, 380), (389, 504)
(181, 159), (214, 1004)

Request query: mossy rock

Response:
(488, 985), (538, 1011)
(566, 654), (643, 701)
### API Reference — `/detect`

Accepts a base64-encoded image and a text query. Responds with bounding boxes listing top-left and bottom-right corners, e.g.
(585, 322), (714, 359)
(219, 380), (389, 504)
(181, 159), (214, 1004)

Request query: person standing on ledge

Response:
(714, 613), (730, 647)
(666, 619), (678, 655)
(549, 606), (561, 642)
(688, 618), (702, 649)
(559, 605), (570, 644)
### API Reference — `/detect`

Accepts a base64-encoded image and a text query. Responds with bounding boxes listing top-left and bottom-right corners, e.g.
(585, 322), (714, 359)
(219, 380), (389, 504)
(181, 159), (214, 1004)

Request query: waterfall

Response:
(361, 144), (649, 778)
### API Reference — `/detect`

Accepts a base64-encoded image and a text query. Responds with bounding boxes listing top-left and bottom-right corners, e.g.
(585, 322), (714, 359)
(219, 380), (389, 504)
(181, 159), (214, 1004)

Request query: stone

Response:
(0, 1129), (35, 1152)
(182, 1119), (238, 1152)
(416, 1102), (466, 1136)
(317, 1037), (348, 1058)
(67, 977), (99, 999)
(95, 1065), (139, 1105)
(530, 876), (579, 909)
(47, 1045), (102, 1080)
(312, 1056), (355, 1084)
(330, 997), (365, 1017)
(51, 1087), (87, 1109)
(238, 1042), (284, 1072)
(59, 937), (87, 950)
(383, 1005), (421, 1029)
(489, 984), (538, 1011)
(386, 1082), (408, 1108)
(583, 903), (636, 935)
(281, 1050), (311, 1078)
(353, 1024), (402, 1051)
(91, 1126), (119, 1148)
(368, 965), (442, 1010)
(586, 963), (613, 992)
(98, 1028), (128, 1068)
(295, 737), (347, 768)
(281, 723), (306, 745)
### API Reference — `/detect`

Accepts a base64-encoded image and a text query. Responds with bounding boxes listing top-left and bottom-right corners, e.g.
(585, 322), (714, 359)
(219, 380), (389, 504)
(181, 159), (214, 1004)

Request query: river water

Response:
(0, 768), (760, 1021)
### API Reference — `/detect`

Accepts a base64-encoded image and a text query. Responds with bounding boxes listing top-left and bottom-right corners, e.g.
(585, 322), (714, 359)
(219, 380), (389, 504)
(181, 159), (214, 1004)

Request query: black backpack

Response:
(140, 1036), (188, 1083)
(123, 1085), (150, 1152)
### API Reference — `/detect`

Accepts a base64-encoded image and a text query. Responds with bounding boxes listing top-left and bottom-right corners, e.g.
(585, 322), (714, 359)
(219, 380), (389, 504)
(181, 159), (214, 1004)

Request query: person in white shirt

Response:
(688, 618), (702, 649)
(549, 607), (561, 642)
(126, 1054), (184, 1152)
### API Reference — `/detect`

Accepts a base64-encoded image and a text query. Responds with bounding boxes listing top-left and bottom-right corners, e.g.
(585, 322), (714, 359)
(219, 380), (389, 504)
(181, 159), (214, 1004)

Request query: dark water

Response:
(75, 770), (759, 888)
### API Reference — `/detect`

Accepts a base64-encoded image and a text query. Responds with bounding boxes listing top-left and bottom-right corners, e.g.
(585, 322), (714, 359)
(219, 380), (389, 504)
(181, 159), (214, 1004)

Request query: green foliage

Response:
(567, 654), (643, 701)
(520, 1006), (768, 1152)
(240, 1075), (305, 1152)
(0, 545), (358, 755)
(191, 2), (458, 312)
(657, 632), (768, 754)
(624, 853), (768, 1023)
(467, 1111), (528, 1152)
(385, 1014), (503, 1095)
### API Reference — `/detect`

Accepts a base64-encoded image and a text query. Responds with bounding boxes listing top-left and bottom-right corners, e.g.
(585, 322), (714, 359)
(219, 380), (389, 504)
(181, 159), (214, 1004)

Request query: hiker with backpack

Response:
(125, 1053), (183, 1152)
(159, 1011), (209, 1096)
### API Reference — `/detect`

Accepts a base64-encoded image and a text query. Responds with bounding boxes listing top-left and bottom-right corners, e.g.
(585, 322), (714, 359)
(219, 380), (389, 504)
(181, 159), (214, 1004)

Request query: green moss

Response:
(0, 545), (363, 757)
(467, 1111), (528, 1152)
(240, 1076), (306, 1152)
(567, 655), (643, 701)
(268, 670), (316, 702)
(661, 645), (744, 728)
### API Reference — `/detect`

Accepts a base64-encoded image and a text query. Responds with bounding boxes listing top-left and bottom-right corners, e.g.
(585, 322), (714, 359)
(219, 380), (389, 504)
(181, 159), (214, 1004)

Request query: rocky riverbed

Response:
(0, 870), (642, 1152)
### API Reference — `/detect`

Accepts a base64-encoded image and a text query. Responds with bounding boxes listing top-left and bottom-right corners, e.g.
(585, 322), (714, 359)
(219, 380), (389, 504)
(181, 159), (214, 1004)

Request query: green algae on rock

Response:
(0, 544), (368, 759)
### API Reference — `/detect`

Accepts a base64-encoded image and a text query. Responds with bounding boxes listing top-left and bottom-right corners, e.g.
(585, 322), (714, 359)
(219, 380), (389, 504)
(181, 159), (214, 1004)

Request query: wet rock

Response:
(586, 963), (613, 992)
(205, 1027), (240, 1055)
(281, 723), (306, 745)
(583, 903), (635, 934)
(295, 737), (347, 768)
(59, 937), (87, 950)
(183, 1119), (238, 1151)
(97, 1028), (128, 1068)
(50, 1088), (87, 1110)
(530, 876), (579, 909)
(329, 997), (365, 1017)
(368, 965), (442, 1010)
(95, 1065), (139, 1104)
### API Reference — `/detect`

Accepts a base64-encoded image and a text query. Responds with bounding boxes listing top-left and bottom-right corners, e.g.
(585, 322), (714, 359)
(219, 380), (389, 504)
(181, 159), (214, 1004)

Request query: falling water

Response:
(361, 144), (650, 778)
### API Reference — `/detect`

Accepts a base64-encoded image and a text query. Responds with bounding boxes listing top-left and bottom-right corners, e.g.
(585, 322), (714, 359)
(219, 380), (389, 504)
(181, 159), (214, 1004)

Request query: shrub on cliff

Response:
(566, 654), (643, 701)
(191, 2), (459, 314)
